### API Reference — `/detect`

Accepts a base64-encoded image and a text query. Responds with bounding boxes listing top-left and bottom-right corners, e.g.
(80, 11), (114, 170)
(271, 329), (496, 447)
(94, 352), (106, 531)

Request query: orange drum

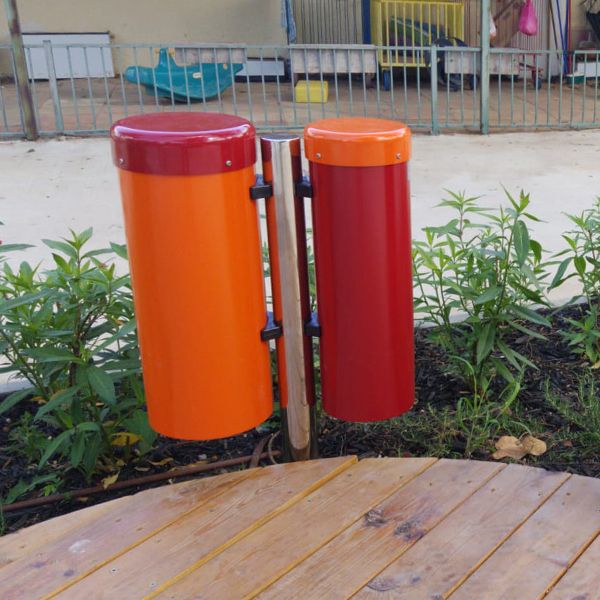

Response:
(111, 113), (272, 440)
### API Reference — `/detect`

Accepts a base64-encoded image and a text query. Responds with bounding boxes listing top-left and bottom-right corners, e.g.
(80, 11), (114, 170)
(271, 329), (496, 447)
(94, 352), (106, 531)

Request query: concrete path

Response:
(1, 129), (599, 301)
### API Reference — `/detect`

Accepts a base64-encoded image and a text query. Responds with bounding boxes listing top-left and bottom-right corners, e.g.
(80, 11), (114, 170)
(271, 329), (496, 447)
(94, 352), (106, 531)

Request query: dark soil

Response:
(1, 304), (599, 534)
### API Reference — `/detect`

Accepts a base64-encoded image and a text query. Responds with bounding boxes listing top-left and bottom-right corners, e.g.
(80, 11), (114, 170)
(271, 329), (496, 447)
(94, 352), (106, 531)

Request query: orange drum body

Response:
(111, 113), (272, 440)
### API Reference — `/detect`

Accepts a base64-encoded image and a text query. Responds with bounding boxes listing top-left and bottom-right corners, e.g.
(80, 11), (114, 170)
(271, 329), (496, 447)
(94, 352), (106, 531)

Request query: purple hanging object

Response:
(519, 0), (539, 36)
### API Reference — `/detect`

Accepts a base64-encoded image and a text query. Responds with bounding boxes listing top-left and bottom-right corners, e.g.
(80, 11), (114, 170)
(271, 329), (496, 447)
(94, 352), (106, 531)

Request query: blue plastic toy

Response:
(125, 49), (243, 103)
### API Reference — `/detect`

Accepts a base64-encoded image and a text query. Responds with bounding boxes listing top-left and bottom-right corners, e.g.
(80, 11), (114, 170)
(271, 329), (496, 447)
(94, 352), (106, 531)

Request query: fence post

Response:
(43, 40), (64, 134)
(480, 0), (491, 134)
(430, 45), (439, 135)
(361, 0), (371, 43)
(3, 0), (38, 139)
(261, 134), (312, 461)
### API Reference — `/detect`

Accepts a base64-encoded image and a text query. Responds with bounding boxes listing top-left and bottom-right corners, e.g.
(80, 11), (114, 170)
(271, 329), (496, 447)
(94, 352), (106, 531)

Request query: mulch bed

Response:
(1, 304), (598, 534)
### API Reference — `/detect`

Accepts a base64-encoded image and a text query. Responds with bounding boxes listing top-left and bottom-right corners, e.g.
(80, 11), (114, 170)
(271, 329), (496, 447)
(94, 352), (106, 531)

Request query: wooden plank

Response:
(0, 496), (131, 568)
(0, 467), (251, 600)
(545, 533), (600, 600)
(53, 456), (356, 598)
(451, 474), (600, 600)
(152, 457), (438, 599)
(258, 459), (504, 600)
(354, 464), (570, 599)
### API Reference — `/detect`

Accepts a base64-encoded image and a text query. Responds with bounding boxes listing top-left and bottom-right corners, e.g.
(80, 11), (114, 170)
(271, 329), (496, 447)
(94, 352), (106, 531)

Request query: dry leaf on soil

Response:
(148, 457), (174, 466)
(492, 435), (547, 460)
(101, 473), (119, 489)
(110, 432), (142, 447)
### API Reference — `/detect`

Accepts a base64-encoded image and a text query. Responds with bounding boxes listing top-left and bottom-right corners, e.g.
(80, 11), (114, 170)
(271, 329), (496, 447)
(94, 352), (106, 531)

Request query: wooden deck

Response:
(1, 456), (599, 599)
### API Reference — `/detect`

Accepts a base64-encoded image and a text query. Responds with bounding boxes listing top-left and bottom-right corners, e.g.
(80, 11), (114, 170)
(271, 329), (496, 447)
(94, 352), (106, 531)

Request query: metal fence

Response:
(292, 0), (364, 44)
(1, 41), (600, 138)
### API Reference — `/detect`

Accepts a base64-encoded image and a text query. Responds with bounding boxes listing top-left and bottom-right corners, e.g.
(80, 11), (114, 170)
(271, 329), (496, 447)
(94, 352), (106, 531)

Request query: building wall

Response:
(0, 0), (287, 74)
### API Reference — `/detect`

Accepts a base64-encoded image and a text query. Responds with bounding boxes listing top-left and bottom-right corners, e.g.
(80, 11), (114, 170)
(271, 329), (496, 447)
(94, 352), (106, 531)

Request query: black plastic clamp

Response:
(250, 175), (273, 200)
(295, 176), (313, 198)
(304, 312), (321, 337)
(261, 312), (283, 341)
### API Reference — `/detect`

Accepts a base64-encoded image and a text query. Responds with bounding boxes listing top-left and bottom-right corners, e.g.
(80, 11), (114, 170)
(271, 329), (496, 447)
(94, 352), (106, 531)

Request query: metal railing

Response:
(292, 0), (363, 44)
(1, 41), (600, 138)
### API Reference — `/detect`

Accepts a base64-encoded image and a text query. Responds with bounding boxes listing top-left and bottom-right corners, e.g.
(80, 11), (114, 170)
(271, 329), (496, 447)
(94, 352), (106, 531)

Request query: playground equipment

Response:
(124, 49), (242, 102)
(111, 113), (271, 439)
(305, 118), (414, 421)
(111, 113), (415, 457)
(371, 0), (465, 90)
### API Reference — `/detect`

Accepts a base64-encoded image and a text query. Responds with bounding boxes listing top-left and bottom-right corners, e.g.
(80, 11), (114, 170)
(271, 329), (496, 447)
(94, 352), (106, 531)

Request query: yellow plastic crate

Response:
(294, 80), (329, 103)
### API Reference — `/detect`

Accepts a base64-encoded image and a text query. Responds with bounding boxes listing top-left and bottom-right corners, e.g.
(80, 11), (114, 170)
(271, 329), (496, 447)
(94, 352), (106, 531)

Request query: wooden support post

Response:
(3, 0), (38, 140)
(261, 134), (315, 461)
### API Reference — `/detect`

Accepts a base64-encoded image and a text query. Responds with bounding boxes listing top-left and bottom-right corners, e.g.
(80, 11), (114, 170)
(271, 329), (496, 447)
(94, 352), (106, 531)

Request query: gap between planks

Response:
(544, 530), (600, 599)
(151, 457), (442, 599)
(448, 474), (600, 600)
(45, 457), (357, 599)
(352, 465), (571, 600)
(50, 456), (358, 599)
(257, 459), (507, 600)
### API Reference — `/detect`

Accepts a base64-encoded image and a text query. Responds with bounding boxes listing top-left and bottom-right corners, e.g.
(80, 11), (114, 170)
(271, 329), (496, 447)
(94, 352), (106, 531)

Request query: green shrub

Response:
(413, 190), (551, 403)
(550, 198), (600, 366)
(0, 230), (155, 484)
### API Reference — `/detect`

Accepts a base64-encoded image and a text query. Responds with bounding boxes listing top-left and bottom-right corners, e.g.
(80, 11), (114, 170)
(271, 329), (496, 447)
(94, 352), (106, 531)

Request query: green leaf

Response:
(497, 339), (537, 370)
(476, 323), (496, 365)
(426, 220), (461, 236)
(0, 291), (45, 313)
(562, 235), (577, 251)
(25, 347), (82, 363)
(94, 319), (137, 352)
(78, 228), (94, 246)
(529, 239), (542, 262)
(76, 421), (101, 433)
(510, 305), (551, 327)
(123, 409), (156, 454)
(42, 239), (78, 259)
(0, 244), (33, 253)
(39, 430), (73, 468)
(490, 357), (515, 383)
(508, 320), (547, 341)
(550, 258), (572, 289)
(3, 474), (58, 504)
(70, 431), (86, 468)
(473, 286), (501, 305)
(574, 256), (586, 276)
(512, 281), (545, 304)
(51, 253), (70, 271)
(82, 433), (102, 476)
(523, 212), (542, 223)
(110, 242), (128, 260)
(0, 388), (31, 416)
(496, 340), (521, 369)
(513, 221), (530, 267)
(35, 386), (81, 420)
(85, 366), (116, 404)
